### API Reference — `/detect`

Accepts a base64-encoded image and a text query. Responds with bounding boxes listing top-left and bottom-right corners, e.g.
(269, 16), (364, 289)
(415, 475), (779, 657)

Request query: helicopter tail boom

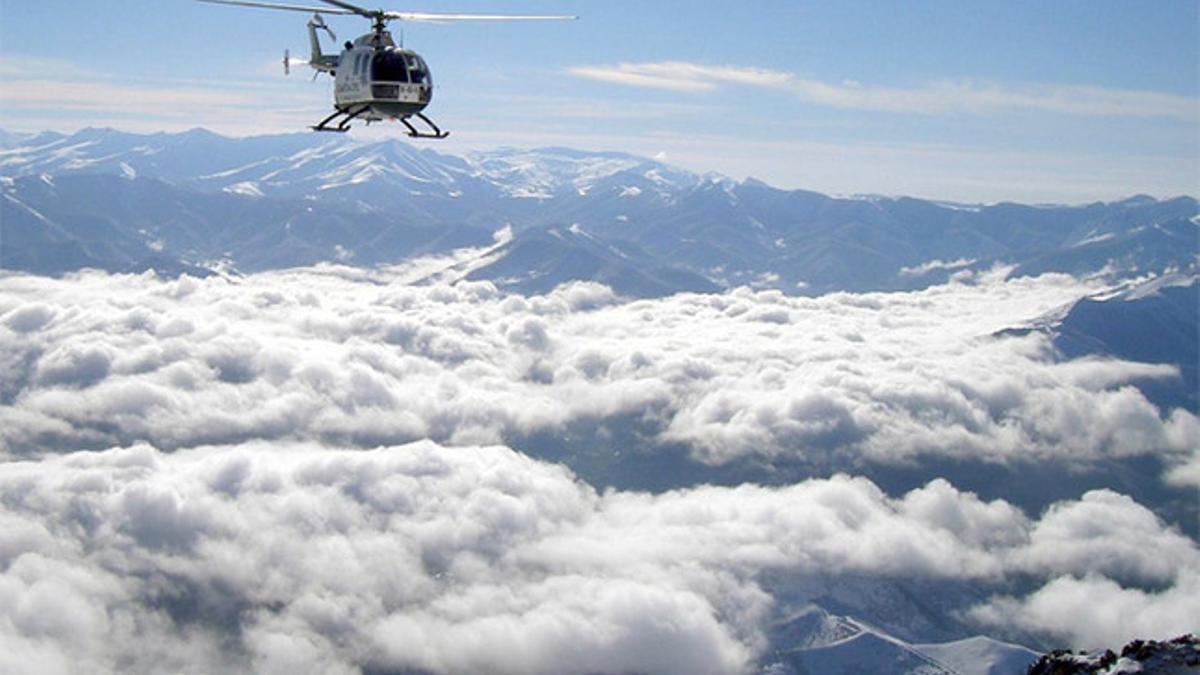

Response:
(306, 13), (339, 74)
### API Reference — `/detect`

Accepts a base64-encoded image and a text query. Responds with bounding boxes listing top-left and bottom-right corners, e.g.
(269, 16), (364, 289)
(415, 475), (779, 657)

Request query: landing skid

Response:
(400, 112), (450, 139)
(311, 104), (370, 133)
(311, 107), (449, 138)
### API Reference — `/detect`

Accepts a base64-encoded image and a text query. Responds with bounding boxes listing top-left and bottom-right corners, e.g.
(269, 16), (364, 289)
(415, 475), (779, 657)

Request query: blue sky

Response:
(1, 0), (1196, 202)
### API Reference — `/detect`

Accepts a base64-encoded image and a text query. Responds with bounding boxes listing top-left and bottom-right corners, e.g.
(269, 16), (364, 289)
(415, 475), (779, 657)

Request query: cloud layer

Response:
(2, 267), (1197, 671)
(1, 267), (1194, 475)
(0, 441), (1196, 674)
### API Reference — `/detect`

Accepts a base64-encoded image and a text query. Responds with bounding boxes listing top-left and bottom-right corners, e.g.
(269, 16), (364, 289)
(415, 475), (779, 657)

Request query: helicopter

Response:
(198, 0), (576, 138)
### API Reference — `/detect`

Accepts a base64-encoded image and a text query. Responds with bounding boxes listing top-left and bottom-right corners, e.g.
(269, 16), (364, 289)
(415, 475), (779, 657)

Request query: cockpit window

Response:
(371, 51), (410, 83)
(403, 53), (429, 84)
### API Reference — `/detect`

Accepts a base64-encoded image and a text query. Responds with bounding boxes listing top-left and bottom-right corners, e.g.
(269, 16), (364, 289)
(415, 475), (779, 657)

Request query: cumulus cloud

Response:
(970, 571), (1200, 651)
(1165, 450), (1200, 488)
(1010, 489), (1200, 586)
(2, 267), (1196, 669)
(0, 267), (1194, 478)
(0, 441), (1195, 673)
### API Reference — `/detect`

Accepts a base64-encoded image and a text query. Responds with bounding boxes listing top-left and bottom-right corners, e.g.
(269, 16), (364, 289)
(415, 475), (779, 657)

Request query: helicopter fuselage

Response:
(333, 32), (433, 122)
(199, 0), (575, 137)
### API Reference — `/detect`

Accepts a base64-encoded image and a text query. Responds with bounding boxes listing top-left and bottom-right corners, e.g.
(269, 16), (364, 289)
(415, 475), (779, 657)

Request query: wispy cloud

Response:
(567, 60), (1199, 120)
(2, 79), (259, 113)
(567, 62), (792, 93)
(0, 56), (323, 134)
(900, 258), (978, 278)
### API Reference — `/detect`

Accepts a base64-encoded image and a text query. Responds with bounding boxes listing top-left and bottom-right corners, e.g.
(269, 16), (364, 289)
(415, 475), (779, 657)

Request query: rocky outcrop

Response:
(1028, 635), (1199, 674)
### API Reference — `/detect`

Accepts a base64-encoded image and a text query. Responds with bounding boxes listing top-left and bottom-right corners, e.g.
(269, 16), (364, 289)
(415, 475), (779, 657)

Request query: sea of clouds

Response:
(1, 265), (1196, 674)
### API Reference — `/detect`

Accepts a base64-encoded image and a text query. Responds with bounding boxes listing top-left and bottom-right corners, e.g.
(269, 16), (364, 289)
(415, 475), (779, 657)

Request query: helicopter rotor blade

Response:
(196, 0), (357, 15)
(317, 0), (377, 16)
(382, 11), (578, 22)
(198, 0), (577, 24)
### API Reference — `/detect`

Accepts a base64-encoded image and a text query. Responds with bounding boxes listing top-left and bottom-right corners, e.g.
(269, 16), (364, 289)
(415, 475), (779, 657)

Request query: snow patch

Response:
(201, 158), (274, 180)
(224, 181), (264, 198)
(914, 636), (1038, 675)
(1072, 231), (1116, 248)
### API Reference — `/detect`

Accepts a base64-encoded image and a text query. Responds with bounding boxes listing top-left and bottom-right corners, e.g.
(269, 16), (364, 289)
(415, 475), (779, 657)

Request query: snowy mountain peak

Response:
(2, 127), (1196, 299)
(0, 127), (718, 210)
(764, 604), (1036, 675)
(460, 146), (698, 199)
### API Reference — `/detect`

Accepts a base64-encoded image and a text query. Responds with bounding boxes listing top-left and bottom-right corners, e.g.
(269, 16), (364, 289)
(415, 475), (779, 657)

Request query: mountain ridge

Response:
(2, 127), (1196, 298)
(3, 126), (1193, 206)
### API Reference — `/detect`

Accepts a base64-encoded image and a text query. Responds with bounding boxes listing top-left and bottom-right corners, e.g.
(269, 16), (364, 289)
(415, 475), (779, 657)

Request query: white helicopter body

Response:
(315, 23), (435, 130)
(200, 0), (575, 137)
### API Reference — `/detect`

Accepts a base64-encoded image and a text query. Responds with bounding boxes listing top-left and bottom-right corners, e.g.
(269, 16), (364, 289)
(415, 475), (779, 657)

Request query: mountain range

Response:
(2, 128), (1196, 297)
(2, 128), (1198, 674)
(4, 126), (1196, 505)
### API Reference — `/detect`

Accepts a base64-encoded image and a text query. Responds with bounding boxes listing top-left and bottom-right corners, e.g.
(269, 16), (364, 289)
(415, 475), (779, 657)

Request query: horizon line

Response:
(2, 124), (1197, 208)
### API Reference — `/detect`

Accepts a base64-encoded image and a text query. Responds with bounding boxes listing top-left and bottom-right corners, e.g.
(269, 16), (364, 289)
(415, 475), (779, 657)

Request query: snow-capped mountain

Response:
(762, 604), (1038, 675)
(1053, 274), (1198, 411)
(0, 128), (700, 210)
(1000, 271), (1198, 418)
(2, 127), (1196, 296)
(916, 636), (1041, 675)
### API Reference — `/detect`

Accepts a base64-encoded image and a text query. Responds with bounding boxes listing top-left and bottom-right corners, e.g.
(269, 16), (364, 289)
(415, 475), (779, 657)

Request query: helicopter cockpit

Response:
(371, 49), (430, 85)
(334, 41), (435, 124)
